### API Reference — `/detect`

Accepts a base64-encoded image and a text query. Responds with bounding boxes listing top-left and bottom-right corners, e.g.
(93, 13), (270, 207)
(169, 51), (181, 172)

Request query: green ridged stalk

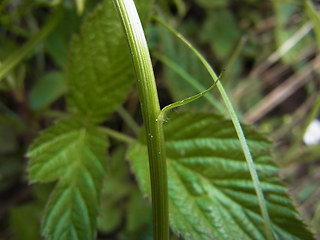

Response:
(112, 1), (169, 240)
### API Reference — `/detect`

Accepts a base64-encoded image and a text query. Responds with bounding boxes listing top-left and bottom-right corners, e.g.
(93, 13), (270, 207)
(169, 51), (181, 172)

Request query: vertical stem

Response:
(113, 1), (169, 240)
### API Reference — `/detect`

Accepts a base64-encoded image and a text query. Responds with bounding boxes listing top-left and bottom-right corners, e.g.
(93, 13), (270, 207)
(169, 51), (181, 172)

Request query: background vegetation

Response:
(0, 0), (320, 239)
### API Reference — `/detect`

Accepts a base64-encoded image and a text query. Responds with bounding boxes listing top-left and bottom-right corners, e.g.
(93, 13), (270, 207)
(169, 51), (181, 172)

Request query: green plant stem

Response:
(154, 16), (274, 240)
(113, 1), (169, 240)
(99, 127), (136, 144)
(0, 8), (62, 82)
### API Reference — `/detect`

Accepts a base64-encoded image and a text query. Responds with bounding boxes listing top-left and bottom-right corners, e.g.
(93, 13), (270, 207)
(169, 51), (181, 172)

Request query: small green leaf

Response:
(127, 112), (315, 240)
(66, 0), (134, 123)
(28, 71), (67, 110)
(27, 118), (108, 240)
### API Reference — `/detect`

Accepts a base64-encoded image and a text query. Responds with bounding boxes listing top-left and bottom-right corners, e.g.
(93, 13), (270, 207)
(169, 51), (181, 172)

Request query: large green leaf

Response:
(66, 0), (134, 123)
(127, 112), (315, 240)
(27, 119), (108, 240)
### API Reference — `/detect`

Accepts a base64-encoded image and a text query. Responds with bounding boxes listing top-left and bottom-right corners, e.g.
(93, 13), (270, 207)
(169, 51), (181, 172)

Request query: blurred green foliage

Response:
(1, 0), (320, 239)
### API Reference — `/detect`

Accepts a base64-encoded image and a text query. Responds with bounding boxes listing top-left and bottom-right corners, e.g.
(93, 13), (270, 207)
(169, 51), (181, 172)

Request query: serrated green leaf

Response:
(27, 119), (108, 240)
(65, 0), (151, 123)
(66, 0), (134, 123)
(127, 112), (315, 240)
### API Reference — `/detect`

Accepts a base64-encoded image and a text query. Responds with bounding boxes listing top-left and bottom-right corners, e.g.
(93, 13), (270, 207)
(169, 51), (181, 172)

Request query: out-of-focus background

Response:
(0, 0), (320, 239)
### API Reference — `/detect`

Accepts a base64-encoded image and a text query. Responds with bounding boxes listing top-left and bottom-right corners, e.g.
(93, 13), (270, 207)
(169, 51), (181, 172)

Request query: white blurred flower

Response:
(303, 119), (320, 145)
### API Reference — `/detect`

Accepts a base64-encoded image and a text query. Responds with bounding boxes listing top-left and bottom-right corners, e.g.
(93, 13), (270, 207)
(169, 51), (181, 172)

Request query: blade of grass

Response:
(154, 16), (274, 240)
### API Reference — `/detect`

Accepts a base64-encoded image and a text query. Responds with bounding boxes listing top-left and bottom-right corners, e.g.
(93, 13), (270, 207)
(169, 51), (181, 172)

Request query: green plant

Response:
(1, 0), (319, 240)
